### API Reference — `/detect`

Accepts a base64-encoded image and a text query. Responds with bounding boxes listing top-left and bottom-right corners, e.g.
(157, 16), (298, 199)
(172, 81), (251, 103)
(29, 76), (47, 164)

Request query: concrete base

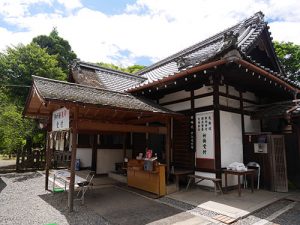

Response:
(168, 188), (289, 219)
(108, 172), (127, 183)
(85, 186), (212, 225)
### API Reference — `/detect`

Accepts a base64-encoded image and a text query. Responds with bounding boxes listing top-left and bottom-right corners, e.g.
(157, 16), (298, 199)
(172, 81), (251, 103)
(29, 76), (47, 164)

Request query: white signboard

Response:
(254, 143), (268, 153)
(52, 107), (69, 131)
(196, 111), (215, 159)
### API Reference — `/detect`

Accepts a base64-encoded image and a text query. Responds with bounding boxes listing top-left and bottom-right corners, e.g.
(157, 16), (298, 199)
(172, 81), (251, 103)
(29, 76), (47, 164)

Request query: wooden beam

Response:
(127, 116), (167, 125)
(78, 120), (167, 134)
(236, 59), (299, 94)
(68, 106), (78, 212)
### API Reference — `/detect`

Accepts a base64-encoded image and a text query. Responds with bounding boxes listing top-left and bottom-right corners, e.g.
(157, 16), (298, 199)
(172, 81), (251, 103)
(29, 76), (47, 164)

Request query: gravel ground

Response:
(272, 201), (300, 225)
(232, 199), (296, 225)
(0, 172), (110, 225)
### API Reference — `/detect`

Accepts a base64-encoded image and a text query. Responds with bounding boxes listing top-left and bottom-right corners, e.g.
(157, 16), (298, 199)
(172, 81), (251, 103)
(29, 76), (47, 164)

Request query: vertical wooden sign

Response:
(196, 111), (215, 159)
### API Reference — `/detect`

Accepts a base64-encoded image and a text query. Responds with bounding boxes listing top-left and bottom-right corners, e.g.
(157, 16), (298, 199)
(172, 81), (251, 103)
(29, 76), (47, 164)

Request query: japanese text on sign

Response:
(196, 111), (214, 159)
(52, 107), (69, 131)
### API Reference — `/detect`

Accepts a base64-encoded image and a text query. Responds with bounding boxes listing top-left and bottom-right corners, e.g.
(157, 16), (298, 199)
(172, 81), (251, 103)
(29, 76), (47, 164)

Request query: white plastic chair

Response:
(244, 162), (260, 190)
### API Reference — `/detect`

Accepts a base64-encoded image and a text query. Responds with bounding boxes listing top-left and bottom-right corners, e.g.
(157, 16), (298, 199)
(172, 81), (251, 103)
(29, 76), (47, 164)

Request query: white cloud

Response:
(0, 0), (52, 18)
(269, 22), (300, 44)
(0, 0), (300, 66)
(57, 0), (82, 11)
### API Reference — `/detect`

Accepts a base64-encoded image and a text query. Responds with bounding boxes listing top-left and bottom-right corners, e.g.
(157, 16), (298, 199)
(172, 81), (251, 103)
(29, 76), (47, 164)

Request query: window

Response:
(77, 134), (91, 147)
(99, 134), (124, 149)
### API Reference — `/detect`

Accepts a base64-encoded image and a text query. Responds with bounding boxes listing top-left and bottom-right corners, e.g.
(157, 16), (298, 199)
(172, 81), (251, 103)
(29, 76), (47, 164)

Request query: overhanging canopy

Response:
(24, 76), (181, 133)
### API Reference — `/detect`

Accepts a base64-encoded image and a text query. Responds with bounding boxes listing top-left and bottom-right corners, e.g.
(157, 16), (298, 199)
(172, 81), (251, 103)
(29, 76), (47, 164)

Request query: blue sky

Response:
(0, 0), (300, 66)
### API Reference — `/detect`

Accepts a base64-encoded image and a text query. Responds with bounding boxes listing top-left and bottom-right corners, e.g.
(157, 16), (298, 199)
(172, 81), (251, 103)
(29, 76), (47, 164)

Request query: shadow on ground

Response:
(0, 177), (7, 193)
(1, 172), (42, 182)
(0, 164), (16, 174)
(84, 186), (200, 225)
(39, 191), (110, 225)
(39, 185), (204, 225)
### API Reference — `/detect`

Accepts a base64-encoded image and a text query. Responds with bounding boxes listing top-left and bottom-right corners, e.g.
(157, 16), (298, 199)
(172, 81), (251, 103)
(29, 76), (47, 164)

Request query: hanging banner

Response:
(52, 107), (69, 131)
(196, 111), (214, 159)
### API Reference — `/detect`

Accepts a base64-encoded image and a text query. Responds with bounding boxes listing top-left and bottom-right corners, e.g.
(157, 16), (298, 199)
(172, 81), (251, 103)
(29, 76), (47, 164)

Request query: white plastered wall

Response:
(228, 85), (240, 97)
(194, 86), (213, 96)
(159, 90), (190, 103)
(243, 91), (258, 102)
(219, 96), (240, 108)
(96, 149), (132, 174)
(220, 111), (243, 186)
(164, 101), (191, 111)
(244, 115), (261, 133)
(76, 148), (92, 168)
(194, 96), (213, 108)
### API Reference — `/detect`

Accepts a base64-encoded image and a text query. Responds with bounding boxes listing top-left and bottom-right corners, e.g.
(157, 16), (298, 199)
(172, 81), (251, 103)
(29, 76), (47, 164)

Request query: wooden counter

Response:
(127, 159), (166, 196)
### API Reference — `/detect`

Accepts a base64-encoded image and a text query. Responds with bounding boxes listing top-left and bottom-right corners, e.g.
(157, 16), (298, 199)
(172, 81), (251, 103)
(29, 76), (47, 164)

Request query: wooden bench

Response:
(186, 174), (223, 195)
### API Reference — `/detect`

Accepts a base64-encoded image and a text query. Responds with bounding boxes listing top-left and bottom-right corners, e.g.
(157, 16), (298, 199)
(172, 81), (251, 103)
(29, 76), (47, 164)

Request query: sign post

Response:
(52, 107), (70, 131)
(195, 111), (215, 159)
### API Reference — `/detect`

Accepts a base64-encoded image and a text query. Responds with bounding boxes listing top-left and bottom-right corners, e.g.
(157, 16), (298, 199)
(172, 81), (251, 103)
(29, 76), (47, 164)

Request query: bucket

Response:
(75, 159), (80, 171)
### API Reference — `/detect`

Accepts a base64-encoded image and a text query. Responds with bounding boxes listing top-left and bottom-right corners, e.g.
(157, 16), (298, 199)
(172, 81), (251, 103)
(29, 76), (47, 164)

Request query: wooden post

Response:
(16, 148), (20, 172)
(91, 134), (97, 172)
(123, 133), (127, 159)
(45, 132), (50, 190)
(213, 75), (221, 179)
(165, 118), (171, 177)
(239, 91), (246, 162)
(68, 106), (78, 212)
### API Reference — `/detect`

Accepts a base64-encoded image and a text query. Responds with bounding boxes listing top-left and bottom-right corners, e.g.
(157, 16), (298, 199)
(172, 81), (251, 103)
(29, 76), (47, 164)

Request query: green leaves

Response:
(1, 43), (65, 103)
(0, 29), (77, 156)
(274, 41), (300, 81)
(32, 28), (77, 74)
(0, 91), (33, 155)
(97, 62), (145, 74)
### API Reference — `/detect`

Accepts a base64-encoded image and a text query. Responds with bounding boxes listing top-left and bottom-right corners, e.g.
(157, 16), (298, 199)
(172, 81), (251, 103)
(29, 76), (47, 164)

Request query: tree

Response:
(0, 88), (33, 156)
(0, 43), (65, 103)
(274, 41), (300, 81)
(0, 104), (33, 156)
(126, 65), (146, 74)
(32, 28), (77, 74)
(97, 62), (145, 74)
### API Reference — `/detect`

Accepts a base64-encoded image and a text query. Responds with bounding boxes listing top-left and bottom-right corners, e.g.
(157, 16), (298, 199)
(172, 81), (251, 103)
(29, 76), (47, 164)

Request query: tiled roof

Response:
(72, 61), (146, 92)
(130, 12), (299, 90)
(33, 76), (174, 114)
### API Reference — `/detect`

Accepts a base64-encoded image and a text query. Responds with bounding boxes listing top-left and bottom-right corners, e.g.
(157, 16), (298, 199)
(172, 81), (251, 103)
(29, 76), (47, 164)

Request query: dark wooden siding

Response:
(173, 117), (194, 169)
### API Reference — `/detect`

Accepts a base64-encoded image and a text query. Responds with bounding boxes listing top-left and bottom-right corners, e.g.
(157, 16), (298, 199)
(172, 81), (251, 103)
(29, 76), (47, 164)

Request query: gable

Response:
(245, 29), (283, 74)
(71, 61), (146, 92)
(128, 12), (291, 92)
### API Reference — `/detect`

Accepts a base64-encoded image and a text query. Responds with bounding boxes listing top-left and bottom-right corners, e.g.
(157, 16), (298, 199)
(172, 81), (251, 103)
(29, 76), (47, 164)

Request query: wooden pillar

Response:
(213, 76), (221, 179)
(123, 133), (127, 159)
(165, 118), (171, 176)
(68, 106), (78, 212)
(170, 117), (174, 164)
(239, 91), (246, 162)
(91, 134), (97, 172)
(45, 132), (51, 190)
